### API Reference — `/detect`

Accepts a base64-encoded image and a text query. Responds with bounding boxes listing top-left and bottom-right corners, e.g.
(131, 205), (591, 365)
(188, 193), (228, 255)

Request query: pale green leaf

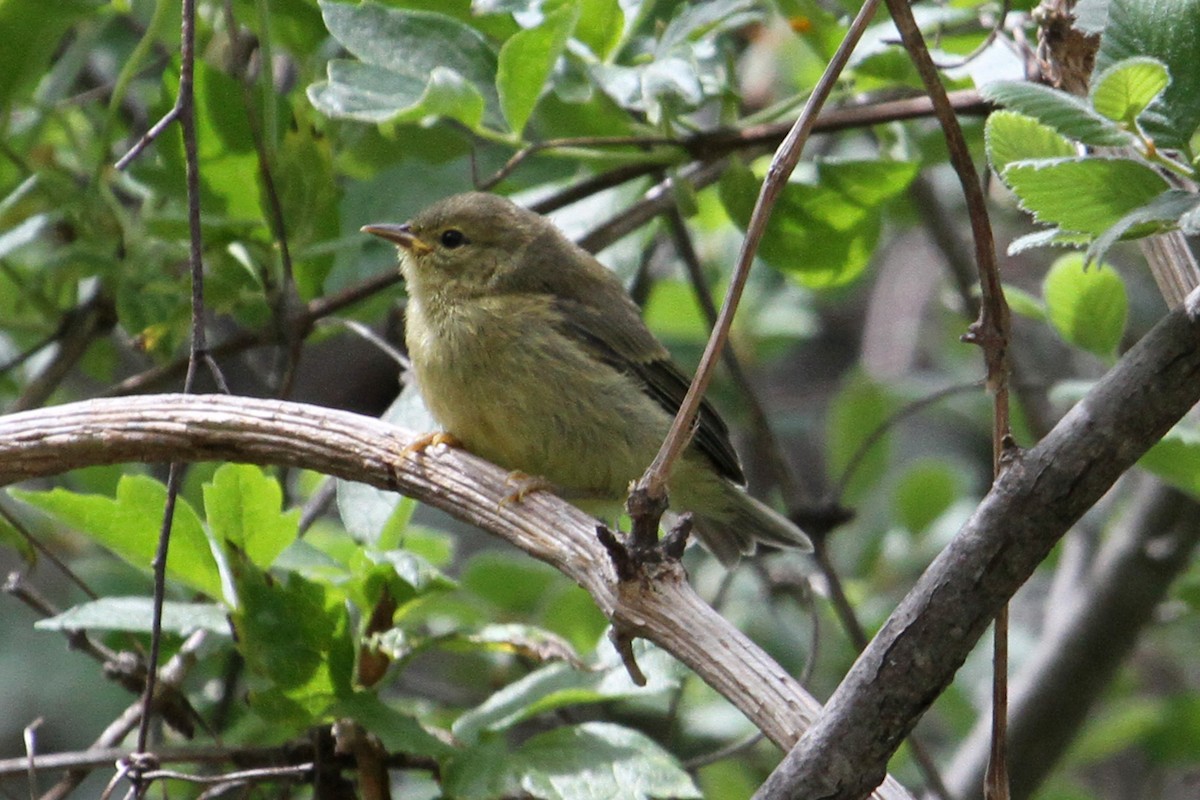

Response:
(203, 464), (299, 570)
(1042, 253), (1128, 357)
(1002, 157), (1170, 235)
(497, 4), (577, 134)
(986, 110), (1077, 174)
(36, 598), (230, 636)
(13, 476), (223, 599)
(1096, 0), (1200, 151)
(981, 81), (1132, 146)
(516, 723), (702, 800)
(1085, 189), (1200, 265)
(1089, 57), (1170, 123)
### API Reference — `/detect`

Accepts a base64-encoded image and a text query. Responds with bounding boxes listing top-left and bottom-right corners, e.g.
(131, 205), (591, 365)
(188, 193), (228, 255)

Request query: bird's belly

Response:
(408, 302), (666, 498)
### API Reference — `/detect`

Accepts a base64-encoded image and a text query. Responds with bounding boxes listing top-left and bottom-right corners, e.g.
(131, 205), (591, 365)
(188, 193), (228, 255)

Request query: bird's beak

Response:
(361, 222), (433, 256)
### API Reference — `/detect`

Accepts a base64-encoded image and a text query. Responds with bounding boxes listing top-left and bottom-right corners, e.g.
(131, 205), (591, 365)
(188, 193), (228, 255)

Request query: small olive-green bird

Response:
(364, 192), (810, 565)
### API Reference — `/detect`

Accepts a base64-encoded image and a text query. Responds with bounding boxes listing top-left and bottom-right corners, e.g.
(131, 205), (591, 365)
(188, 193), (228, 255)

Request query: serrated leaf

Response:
(1002, 157), (1170, 235)
(233, 570), (354, 726)
(1007, 227), (1093, 255)
(498, 4), (577, 134)
(1095, 0), (1200, 152)
(981, 81), (1132, 146)
(1043, 253), (1128, 357)
(1089, 56), (1170, 123)
(1085, 189), (1200, 265)
(36, 598), (230, 636)
(13, 476), (223, 600)
(986, 111), (1078, 174)
(204, 464), (299, 570)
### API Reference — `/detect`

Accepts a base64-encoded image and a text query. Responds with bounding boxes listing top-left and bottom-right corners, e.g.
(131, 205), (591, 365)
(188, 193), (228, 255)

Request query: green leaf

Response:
(826, 372), (893, 501)
(273, 128), (340, 299)
(574, 0), (624, 59)
(1089, 56), (1171, 124)
(310, 1), (498, 129)
(1042, 253), (1128, 357)
(985, 111), (1077, 174)
(1096, 0), (1200, 152)
(893, 460), (963, 535)
(1002, 157), (1170, 235)
(452, 646), (680, 743)
(36, 598), (229, 636)
(1007, 227), (1093, 255)
(0, 0), (98, 111)
(981, 81), (1133, 146)
(497, 4), (577, 135)
(13, 476), (223, 600)
(1139, 426), (1200, 498)
(658, 0), (762, 52)
(515, 722), (702, 800)
(332, 693), (454, 758)
(0, 214), (52, 260)
(1085, 189), (1200, 265)
(309, 61), (487, 128)
(232, 569), (354, 726)
(719, 158), (919, 288)
(1003, 283), (1047, 321)
(203, 464), (299, 570)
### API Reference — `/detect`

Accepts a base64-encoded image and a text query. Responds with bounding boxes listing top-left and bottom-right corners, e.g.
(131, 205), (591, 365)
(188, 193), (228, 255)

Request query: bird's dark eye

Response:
(440, 229), (467, 249)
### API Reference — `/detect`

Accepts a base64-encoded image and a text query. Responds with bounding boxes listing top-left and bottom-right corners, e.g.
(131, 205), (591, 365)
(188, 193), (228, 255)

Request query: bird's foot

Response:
(499, 471), (554, 506)
(400, 431), (461, 459)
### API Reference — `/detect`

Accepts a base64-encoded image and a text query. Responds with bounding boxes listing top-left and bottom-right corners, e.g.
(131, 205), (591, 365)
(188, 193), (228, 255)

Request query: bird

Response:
(362, 192), (810, 565)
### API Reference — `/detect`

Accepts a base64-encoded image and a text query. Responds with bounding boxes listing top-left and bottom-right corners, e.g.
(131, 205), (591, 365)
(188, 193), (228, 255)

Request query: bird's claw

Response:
(400, 431), (461, 459)
(500, 471), (553, 506)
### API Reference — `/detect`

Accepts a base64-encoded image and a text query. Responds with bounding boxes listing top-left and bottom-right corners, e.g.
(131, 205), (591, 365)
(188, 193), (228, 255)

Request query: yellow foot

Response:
(400, 431), (461, 459)
(500, 471), (555, 506)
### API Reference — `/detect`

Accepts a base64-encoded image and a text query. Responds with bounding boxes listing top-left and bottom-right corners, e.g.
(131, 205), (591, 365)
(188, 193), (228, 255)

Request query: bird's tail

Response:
(689, 483), (812, 567)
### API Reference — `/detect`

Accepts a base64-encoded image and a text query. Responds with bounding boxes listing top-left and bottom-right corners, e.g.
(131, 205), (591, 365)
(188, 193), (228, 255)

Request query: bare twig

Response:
(879, 2), (1013, 796)
(629, 0), (883, 517)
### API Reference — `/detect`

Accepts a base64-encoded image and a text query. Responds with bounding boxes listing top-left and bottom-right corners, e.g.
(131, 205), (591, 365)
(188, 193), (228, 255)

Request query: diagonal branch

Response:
(753, 288), (1200, 799)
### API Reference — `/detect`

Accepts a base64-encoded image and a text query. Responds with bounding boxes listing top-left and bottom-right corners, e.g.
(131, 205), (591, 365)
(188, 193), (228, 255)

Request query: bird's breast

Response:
(404, 294), (668, 497)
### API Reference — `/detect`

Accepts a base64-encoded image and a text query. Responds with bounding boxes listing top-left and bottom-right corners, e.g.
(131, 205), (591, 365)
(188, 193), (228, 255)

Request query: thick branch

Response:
(0, 393), (912, 799)
(946, 480), (1200, 799)
(754, 288), (1200, 799)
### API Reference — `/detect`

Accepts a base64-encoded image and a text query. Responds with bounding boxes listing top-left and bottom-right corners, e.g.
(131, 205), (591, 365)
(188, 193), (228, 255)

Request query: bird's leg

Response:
(499, 471), (555, 506)
(400, 431), (462, 458)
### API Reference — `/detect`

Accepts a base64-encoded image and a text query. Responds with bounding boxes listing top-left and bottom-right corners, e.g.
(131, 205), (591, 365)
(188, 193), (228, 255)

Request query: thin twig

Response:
(114, 105), (180, 171)
(630, 0), (883, 512)
(880, 3), (1013, 797)
(136, 0), (215, 781)
(931, 0), (1013, 70)
(662, 202), (809, 504)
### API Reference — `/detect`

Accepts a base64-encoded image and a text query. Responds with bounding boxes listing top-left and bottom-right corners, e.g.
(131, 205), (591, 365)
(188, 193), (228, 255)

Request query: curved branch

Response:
(755, 288), (1200, 799)
(0, 393), (913, 799)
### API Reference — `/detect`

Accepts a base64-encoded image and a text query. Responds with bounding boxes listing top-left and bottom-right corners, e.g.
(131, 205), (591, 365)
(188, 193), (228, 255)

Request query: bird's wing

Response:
(551, 296), (746, 485)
